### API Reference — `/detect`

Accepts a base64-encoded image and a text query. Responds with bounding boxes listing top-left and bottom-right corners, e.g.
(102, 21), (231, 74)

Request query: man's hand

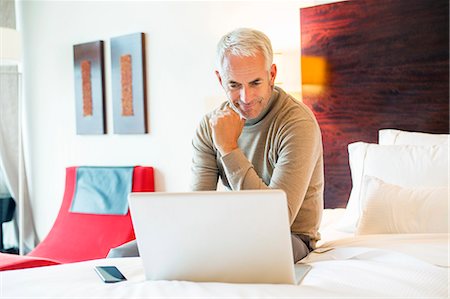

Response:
(209, 107), (245, 156)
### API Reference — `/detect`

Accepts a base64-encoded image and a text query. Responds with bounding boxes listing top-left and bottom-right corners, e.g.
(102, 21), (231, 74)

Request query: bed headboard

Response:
(300, 0), (449, 208)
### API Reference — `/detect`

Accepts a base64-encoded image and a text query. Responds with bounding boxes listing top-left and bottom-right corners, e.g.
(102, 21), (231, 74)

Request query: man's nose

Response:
(239, 86), (252, 103)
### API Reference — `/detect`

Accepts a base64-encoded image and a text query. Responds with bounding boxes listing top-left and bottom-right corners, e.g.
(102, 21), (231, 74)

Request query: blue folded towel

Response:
(70, 166), (134, 215)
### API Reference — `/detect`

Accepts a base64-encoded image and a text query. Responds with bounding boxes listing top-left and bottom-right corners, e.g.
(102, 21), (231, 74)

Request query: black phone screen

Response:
(95, 266), (127, 283)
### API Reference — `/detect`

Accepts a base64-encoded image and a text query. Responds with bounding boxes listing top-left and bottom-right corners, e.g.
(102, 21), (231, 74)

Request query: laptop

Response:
(128, 190), (298, 284)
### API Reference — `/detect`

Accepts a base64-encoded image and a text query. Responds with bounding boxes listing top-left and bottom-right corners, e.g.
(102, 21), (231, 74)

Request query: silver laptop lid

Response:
(129, 190), (295, 284)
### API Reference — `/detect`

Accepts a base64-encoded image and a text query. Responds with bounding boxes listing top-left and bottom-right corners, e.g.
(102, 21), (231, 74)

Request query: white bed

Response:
(1, 208), (448, 298)
(1, 130), (448, 298)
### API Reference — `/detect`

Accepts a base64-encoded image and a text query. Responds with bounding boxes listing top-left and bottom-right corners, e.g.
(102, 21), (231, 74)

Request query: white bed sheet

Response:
(317, 208), (352, 245)
(1, 209), (448, 298)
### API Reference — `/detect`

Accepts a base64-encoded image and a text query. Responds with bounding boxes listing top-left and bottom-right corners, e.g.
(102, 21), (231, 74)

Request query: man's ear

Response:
(215, 70), (223, 86)
(269, 64), (277, 86)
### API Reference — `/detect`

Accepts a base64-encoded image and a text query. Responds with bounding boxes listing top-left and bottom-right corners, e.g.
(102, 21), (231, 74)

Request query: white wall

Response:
(17, 0), (340, 241)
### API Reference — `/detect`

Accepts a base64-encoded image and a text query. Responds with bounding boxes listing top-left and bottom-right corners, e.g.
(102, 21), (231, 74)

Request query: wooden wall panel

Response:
(300, 0), (449, 208)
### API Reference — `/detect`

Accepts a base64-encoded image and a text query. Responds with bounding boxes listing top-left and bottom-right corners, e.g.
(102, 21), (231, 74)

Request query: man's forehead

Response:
(221, 68), (263, 82)
(221, 63), (267, 83)
(225, 77), (263, 84)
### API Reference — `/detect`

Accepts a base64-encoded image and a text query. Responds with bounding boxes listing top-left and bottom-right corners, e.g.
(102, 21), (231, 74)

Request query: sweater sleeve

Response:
(221, 118), (322, 225)
(190, 115), (219, 191)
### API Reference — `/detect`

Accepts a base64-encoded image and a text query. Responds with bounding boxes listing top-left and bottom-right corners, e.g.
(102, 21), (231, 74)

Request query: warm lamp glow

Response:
(301, 55), (327, 85)
(0, 27), (21, 65)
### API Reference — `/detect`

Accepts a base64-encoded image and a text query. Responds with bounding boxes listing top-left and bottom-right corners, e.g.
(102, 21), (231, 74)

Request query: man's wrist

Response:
(218, 145), (238, 156)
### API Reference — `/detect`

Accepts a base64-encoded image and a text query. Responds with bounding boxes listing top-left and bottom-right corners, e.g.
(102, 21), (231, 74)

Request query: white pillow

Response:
(356, 176), (448, 235)
(379, 129), (449, 145)
(337, 142), (448, 233)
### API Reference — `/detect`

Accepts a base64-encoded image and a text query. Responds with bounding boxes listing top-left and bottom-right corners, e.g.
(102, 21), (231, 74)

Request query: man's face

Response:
(217, 52), (277, 120)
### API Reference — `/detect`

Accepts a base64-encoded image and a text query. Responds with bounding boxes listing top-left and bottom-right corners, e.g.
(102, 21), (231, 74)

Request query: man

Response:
(191, 28), (324, 262)
(108, 28), (324, 262)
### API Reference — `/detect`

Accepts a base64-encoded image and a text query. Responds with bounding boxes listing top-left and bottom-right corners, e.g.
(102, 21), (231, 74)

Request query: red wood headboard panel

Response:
(300, 0), (449, 208)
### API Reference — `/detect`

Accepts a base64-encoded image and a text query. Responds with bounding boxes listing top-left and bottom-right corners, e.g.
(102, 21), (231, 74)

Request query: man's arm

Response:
(220, 119), (323, 224)
(191, 115), (219, 191)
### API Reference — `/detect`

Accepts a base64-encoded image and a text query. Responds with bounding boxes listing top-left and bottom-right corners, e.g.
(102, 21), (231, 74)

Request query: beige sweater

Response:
(191, 86), (324, 244)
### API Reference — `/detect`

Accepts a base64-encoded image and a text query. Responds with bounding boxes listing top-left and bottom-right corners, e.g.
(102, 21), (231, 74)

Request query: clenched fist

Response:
(209, 106), (245, 156)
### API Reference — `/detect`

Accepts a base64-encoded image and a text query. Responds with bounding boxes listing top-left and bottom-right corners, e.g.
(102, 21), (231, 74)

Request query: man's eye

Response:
(229, 83), (240, 89)
(250, 81), (261, 86)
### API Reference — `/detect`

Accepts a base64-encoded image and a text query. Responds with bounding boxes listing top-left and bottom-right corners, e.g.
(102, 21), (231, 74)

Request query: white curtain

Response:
(0, 0), (37, 253)
(0, 70), (20, 250)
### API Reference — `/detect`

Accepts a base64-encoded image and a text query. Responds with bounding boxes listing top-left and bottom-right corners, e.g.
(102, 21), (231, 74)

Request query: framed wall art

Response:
(110, 32), (147, 134)
(73, 40), (106, 135)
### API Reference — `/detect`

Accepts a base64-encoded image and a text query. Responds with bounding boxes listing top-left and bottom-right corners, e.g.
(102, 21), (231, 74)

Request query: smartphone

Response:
(94, 266), (127, 283)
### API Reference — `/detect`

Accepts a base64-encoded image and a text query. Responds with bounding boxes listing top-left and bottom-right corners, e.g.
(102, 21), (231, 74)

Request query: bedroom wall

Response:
(17, 1), (343, 242)
(300, 0), (449, 208)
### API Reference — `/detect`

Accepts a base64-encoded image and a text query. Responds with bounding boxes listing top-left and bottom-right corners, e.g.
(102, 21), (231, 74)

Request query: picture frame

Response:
(110, 32), (147, 134)
(73, 40), (106, 135)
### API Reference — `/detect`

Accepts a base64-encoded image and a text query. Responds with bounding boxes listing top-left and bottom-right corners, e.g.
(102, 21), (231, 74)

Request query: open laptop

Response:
(128, 190), (299, 284)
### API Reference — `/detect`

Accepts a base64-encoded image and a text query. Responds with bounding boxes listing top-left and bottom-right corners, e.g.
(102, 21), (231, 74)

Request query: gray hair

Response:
(216, 28), (273, 74)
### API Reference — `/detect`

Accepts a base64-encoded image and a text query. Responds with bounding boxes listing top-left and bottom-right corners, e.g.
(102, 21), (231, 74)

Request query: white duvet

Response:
(1, 232), (448, 298)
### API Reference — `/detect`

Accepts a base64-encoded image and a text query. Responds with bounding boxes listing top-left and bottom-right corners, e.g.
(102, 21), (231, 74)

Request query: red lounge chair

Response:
(0, 166), (154, 271)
